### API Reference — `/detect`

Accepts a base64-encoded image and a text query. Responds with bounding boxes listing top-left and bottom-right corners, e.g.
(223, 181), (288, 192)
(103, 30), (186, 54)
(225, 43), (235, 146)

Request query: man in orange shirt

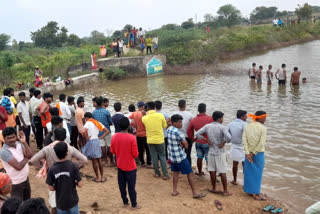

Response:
(129, 101), (151, 167)
(40, 93), (53, 135)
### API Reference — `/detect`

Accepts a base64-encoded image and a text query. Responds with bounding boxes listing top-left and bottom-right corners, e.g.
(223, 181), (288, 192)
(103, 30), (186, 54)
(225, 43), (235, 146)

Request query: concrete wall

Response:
(68, 55), (166, 77)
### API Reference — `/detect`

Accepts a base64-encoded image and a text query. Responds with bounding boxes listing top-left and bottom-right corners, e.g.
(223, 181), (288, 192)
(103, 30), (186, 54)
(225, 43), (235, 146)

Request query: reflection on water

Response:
(62, 40), (320, 213)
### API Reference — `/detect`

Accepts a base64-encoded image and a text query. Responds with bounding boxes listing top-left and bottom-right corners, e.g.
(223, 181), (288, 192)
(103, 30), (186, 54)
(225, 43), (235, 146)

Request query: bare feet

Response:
(208, 189), (223, 194)
(193, 192), (206, 199)
(253, 194), (266, 200)
(162, 176), (169, 180)
(124, 204), (129, 208)
(171, 191), (180, 196)
(92, 177), (101, 183)
(131, 204), (142, 209)
(231, 180), (238, 185)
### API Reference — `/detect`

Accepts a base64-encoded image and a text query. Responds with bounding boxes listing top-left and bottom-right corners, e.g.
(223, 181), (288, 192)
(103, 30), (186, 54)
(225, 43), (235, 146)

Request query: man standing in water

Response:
(266, 65), (273, 85)
(248, 63), (257, 80)
(256, 66), (263, 84)
(290, 67), (301, 86)
(275, 64), (287, 85)
(242, 111), (268, 201)
(227, 110), (247, 185)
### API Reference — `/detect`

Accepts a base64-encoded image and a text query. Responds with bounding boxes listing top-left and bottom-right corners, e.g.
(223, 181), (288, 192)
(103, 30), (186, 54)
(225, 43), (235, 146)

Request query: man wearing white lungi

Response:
(227, 110), (247, 185)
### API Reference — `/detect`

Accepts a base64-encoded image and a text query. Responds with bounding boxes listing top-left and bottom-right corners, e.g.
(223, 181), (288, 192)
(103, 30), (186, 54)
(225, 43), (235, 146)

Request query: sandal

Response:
(208, 189), (223, 194)
(100, 177), (107, 183)
(193, 193), (206, 199)
(195, 172), (205, 176)
(214, 200), (223, 210)
(92, 177), (100, 183)
(263, 205), (274, 212)
(271, 208), (283, 213)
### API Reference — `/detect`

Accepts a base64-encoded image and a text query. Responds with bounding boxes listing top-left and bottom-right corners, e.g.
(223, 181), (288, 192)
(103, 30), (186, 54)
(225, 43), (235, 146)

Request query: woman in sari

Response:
(100, 45), (106, 57)
(91, 52), (97, 69)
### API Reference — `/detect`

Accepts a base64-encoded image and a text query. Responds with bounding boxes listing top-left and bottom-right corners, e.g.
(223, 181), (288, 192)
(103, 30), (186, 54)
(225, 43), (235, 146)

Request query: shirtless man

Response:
(248, 63), (257, 80)
(275, 64), (287, 85)
(290, 67), (301, 86)
(266, 65), (273, 85)
(256, 66), (263, 84)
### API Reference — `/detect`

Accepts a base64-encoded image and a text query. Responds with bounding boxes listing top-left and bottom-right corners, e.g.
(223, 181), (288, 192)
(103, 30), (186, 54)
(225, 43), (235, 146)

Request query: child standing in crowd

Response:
(111, 117), (141, 209)
(82, 112), (109, 182)
(46, 142), (83, 214)
(168, 114), (206, 199)
(140, 36), (145, 54)
(17, 92), (31, 145)
(112, 102), (125, 133)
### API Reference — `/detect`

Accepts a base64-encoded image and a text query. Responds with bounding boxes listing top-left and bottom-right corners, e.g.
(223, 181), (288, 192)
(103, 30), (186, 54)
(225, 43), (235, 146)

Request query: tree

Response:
(250, 6), (278, 23)
(122, 24), (133, 32)
(0, 34), (10, 51)
(68, 34), (81, 47)
(217, 4), (242, 27)
(31, 21), (70, 48)
(161, 24), (178, 30)
(89, 30), (106, 44)
(112, 30), (122, 39)
(181, 18), (195, 29)
(204, 14), (215, 23)
(295, 3), (313, 20)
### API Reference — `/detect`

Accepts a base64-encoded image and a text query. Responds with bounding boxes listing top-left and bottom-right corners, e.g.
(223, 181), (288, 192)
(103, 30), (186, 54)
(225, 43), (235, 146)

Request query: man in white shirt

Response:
(29, 89), (44, 149)
(17, 92), (32, 145)
(273, 18), (278, 26)
(56, 94), (71, 134)
(46, 108), (70, 144)
(152, 35), (159, 52)
(173, 100), (194, 165)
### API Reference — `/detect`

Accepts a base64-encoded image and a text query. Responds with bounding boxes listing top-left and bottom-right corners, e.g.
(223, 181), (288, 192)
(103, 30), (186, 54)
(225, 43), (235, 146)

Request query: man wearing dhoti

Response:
(242, 111), (267, 200)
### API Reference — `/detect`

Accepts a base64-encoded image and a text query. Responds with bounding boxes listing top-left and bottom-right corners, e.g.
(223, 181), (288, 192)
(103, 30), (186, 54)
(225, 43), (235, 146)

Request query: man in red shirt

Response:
(187, 103), (213, 176)
(0, 105), (8, 130)
(111, 117), (141, 209)
(129, 101), (151, 167)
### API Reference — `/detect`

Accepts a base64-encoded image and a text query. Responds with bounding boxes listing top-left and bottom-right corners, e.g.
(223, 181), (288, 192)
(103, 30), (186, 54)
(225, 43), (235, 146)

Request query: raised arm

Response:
(18, 131), (33, 159)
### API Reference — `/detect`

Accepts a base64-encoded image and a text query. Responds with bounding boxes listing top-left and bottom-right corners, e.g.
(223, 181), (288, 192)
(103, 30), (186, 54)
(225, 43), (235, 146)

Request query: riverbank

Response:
(27, 137), (289, 214)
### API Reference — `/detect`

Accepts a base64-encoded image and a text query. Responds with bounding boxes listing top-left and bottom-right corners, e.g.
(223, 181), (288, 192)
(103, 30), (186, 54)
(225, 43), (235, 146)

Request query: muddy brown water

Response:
(59, 40), (320, 213)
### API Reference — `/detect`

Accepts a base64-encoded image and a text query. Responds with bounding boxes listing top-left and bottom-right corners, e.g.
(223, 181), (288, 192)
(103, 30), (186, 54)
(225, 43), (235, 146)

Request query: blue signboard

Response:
(146, 58), (163, 76)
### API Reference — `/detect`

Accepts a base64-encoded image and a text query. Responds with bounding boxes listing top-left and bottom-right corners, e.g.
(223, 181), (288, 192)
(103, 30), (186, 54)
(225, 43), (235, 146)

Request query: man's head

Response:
(67, 96), (75, 105)
(33, 89), (41, 99)
(77, 96), (85, 108)
(128, 104), (135, 112)
(95, 96), (103, 107)
(9, 88), (14, 96)
(178, 100), (186, 110)
(84, 112), (93, 121)
(29, 88), (35, 98)
(259, 65), (263, 70)
(49, 107), (59, 117)
(43, 93), (53, 104)
(236, 110), (247, 121)
(137, 101), (144, 110)
(54, 127), (66, 142)
(147, 35), (150, 38)
(198, 103), (206, 114)
(282, 63), (286, 68)
(155, 100), (162, 110)
(18, 92), (26, 102)
(114, 102), (122, 112)
(119, 117), (130, 131)
(2, 127), (17, 147)
(3, 88), (11, 96)
(0, 173), (12, 195)
(59, 94), (66, 102)
(102, 98), (109, 108)
(212, 111), (224, 123)
(92, 97), (97, 108)
(54, 142), (68, 160)
(147, 101), (155, 110)
(2, 198), (22, 214)
(268, 65), (272, 69)
(171, 114), (183, 129)
(255, 111), (267, 124)
(51, 116), (63, 128)
(294, 67), (298, 72)
(252, 63), (256, 67)
(16, 198), (50, 214)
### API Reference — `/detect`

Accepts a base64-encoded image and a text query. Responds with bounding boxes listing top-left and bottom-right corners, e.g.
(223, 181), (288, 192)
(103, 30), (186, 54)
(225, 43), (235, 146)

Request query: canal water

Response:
(62, 40), (320, 213)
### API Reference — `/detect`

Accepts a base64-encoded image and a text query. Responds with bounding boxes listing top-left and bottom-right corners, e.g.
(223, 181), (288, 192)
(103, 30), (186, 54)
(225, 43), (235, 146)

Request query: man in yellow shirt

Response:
(142, 102), (168, 179)
(146, 35), (152, 55)
(242, 111), (267, 201)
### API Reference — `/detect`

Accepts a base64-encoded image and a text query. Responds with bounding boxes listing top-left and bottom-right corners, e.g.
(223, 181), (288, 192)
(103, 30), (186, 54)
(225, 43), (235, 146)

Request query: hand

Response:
(246, 154), (253, 163)
(23, 124), (28, 129)
(18, 131), (26, 143)
(180, 142), (184, 148)
(218, 142), (225, 149)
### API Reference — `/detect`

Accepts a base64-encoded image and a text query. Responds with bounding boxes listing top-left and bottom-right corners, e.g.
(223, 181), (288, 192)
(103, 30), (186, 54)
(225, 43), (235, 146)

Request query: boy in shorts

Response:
(167, 114), (206, 199)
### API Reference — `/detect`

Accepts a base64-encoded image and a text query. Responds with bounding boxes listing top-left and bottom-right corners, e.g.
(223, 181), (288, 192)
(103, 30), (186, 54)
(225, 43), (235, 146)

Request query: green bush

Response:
(102, 67), (127, 80)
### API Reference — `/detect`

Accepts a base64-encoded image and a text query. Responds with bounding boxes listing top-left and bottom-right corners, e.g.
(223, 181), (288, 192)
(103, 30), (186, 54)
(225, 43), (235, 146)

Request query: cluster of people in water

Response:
(248, 62), (305, 86)
(0, 84), (273, 213)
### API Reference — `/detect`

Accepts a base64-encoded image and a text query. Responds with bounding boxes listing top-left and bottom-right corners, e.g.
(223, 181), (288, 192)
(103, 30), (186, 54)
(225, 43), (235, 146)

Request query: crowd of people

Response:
(0, 84), (273, 213)
(272, 16), (318, 27)
(248, 62), (305, 86)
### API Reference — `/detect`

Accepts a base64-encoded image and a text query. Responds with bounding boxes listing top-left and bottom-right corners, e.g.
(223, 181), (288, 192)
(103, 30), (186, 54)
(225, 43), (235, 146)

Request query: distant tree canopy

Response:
(112, 30), (122, 39)
(217, 4), (242, 27)
(296, 3), (313, 20)
(181, 18), (195, 29)
(161, 24), (179, 30)
(0, 34), (10, 51)
(31, 21), (80, 48)
(250, 6), (278, 22)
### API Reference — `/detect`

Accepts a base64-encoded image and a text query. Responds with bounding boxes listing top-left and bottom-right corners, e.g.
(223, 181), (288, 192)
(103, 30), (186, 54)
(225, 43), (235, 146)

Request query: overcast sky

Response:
(1, 0), (318, 42)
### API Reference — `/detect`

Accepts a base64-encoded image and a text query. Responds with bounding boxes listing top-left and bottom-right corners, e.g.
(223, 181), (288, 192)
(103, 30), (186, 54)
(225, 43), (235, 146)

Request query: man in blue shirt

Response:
(92, 97), (113, 166)
(227, 110), (247, 185)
